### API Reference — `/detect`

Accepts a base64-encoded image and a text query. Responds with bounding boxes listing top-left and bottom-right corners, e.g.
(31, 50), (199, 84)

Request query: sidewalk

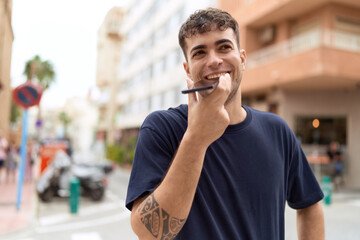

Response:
(0, 175), (359, 238)
(0, 181), (36, 236)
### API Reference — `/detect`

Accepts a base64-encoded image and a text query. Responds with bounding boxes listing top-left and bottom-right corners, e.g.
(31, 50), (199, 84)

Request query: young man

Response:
(126, 8), (324, 240)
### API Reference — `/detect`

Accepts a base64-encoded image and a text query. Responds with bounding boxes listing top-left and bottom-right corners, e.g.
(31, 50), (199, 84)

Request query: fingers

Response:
(186, 73), (231, 106)
(208, 73), (231, 103)
(219, 73), (231, 90)
(186, 78), (197, 106)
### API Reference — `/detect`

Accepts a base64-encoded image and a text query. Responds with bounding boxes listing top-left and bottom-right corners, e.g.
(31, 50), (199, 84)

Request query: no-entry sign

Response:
(13, 82), (43, 109)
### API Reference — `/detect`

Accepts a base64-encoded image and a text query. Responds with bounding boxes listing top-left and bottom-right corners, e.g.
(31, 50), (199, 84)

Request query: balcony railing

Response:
(325, 30), (360, 52)
(247, 29), (360, 69)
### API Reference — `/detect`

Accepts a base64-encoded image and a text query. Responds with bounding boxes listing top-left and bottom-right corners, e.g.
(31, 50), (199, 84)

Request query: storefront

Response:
(279, 89), (360, 189)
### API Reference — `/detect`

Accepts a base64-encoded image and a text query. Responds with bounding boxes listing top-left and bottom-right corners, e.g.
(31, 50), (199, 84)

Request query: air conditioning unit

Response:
(259, 25), (275, 44)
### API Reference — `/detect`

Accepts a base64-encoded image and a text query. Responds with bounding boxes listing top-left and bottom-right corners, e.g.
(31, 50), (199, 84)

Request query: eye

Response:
(192, 50), (205, 58)
(219, 44), (232, 51)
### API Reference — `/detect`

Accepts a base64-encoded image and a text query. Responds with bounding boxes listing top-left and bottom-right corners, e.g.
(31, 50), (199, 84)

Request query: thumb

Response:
(186, 78), (197, 105)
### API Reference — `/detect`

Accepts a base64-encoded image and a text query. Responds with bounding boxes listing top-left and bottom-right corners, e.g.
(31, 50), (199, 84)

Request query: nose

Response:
(207, 50), (223, 68)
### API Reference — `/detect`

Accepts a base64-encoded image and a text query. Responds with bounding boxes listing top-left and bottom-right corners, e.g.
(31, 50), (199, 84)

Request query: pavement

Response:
(0, 180), (36, 236)
(1, 172), (360, 239)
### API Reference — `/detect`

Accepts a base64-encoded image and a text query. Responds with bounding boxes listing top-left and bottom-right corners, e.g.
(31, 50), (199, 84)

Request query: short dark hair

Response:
(178, 8), (240, 59)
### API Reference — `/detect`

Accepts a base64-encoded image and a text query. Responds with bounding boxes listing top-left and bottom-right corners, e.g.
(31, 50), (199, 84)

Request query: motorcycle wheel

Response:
(89, 187), (104, 201)
(39, 188), (55, 202)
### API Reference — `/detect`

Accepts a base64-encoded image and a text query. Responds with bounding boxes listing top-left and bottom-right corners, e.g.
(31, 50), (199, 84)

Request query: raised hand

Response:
(186, 73), (231, 147)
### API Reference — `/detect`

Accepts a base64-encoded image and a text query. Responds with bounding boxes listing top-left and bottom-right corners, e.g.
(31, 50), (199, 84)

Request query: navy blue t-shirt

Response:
(126, 105), (323, 240)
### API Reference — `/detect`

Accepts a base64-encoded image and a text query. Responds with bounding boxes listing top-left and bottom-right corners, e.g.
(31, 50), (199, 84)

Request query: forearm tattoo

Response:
(137, 193), (186, 240)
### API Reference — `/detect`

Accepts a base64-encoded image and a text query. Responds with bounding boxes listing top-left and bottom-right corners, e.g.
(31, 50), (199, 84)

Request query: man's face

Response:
(183, 28), (246, 103)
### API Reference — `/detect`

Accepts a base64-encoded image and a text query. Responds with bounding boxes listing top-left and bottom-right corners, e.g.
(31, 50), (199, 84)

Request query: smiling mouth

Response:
(204, 72), (230, 81)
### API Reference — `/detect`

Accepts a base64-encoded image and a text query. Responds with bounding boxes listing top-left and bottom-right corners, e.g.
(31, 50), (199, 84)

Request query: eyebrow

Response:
(215, 39), (233, 45)
(190, 44), (206, 55)
(189, 38), (234, 55)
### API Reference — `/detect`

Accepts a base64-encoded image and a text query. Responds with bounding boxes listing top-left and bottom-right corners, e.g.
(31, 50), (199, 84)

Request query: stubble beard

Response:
(224, 74), (241, 105)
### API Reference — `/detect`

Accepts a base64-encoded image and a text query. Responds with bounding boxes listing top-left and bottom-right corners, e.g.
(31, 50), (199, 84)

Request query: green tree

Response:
(23, 55), (55, 90)
(58, 111), (71, 137)
(106, 136), (138, 166)
(23, 55), (56, 140)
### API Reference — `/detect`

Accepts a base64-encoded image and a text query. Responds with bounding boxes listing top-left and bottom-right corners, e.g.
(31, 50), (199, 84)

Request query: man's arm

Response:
(130, 133), (208, 240)
(296, 201), (325, 240)
(130, 76), (231, 240)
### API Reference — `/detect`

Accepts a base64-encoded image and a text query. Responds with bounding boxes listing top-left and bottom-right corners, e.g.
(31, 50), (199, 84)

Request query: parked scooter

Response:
(36, 150), (113, 202)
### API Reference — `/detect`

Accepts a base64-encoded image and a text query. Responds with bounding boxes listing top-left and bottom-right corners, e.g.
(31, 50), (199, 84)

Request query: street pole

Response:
(16, 109), (29, 211)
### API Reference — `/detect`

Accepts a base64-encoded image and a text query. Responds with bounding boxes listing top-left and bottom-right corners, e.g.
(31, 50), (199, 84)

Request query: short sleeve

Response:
(286, 138), (324, 209)
(125, 123), (175, 211)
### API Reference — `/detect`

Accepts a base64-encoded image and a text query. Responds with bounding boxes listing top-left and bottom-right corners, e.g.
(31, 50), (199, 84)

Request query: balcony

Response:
(107, 23), (123, 41)
(247, 29), (360, 68)
(243, 29), (360, 93)
(225, 0), (360, 28)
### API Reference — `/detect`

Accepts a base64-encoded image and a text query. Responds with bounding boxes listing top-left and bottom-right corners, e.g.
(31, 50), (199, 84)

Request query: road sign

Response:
(36, 118), (43, 129)
(13, 82), (43, 109)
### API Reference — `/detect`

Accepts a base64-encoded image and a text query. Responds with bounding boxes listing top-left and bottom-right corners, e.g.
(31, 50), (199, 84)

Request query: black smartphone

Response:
(181, 82), (218, 94)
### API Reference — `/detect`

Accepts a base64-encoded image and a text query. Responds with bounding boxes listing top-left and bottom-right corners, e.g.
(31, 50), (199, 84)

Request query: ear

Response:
(183, 62), (192, 79)
(240, 49), (247, 70)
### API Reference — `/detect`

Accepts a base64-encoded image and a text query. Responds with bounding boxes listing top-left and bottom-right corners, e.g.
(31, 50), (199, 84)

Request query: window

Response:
(174, 85), (187, 104)
(163, 89), (175, 108)
(295, 116), (347, 145)
(143, 67), (152, 81)
(139, 99), (150, 112)
(154, 25), (166, 43)
(165, 50), (178, 71)
(151, 94), (162, 110)
(154, 0), (165, 11)
(336, 16), (360, 34)
(167, 10), (182, 34)
(153, 58), (165, 78)
(291, 20), (320, 37)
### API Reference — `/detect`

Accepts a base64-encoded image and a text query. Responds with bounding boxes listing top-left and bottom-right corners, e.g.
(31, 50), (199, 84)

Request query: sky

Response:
(11, 0), (128, 109)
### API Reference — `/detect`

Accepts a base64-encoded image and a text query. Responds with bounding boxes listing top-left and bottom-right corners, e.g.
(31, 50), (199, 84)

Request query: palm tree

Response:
(23, 55), (55, 90)
(58, 111), (71, 137)
(23, 55), (56, 140)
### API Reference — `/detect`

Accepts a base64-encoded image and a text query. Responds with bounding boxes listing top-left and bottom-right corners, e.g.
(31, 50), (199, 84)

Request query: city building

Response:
(29, 96), (99, 157)
(0, 0), (14, 139)
(113, 0), (216, 143)
(96, 6), (125, 144)
(61, 97), (99, 156)
(220, 0), (360, 188)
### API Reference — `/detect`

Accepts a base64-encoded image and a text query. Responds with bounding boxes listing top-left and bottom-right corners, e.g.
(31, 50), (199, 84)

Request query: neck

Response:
(225, 90), (247, 125)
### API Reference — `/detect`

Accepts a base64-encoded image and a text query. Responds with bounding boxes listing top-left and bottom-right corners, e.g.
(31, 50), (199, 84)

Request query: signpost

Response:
(13, 82), (43, 108)
(12, 81), (43, 211)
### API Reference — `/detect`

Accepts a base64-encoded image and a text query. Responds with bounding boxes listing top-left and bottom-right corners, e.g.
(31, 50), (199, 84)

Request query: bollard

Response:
(322, 175), (332, 205)
(69, 177), (80, 214)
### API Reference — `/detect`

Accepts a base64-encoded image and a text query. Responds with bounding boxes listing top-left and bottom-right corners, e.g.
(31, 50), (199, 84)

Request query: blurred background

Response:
(0, 0), (360, 239)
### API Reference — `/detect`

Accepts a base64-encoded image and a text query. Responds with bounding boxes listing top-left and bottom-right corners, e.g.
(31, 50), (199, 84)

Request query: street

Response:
(285, 194), (360, 239)
(4, 167), (137, 240)
(3, 167), (360, 240)
(2, 1), (360, 240)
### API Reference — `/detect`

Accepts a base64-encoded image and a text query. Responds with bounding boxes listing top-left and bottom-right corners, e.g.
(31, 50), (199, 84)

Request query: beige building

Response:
(220, 0), (360, 188)
(0, 0), (14, 139)
(96, 7), (124, 144)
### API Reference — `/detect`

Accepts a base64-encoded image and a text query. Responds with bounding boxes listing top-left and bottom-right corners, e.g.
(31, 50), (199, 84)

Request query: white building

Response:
(96, 7), (125, 144)
(61, 97), (99, 154)
(115, 0), (217, 133)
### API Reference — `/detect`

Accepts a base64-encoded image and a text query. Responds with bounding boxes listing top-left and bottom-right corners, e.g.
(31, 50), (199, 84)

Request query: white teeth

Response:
(206, 73), (227, 79)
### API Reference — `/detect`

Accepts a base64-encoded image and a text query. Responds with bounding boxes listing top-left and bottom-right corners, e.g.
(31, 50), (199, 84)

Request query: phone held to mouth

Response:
(181, 82), (218, 94)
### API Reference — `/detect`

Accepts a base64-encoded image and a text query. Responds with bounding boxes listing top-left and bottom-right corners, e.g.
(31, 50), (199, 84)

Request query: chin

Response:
(225, 82), (241, 105)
